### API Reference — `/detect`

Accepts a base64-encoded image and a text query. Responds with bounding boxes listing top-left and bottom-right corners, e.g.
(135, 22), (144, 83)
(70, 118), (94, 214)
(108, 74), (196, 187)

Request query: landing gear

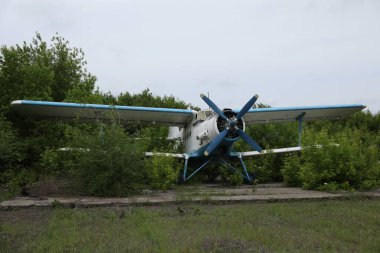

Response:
(180, 154), (253, 183)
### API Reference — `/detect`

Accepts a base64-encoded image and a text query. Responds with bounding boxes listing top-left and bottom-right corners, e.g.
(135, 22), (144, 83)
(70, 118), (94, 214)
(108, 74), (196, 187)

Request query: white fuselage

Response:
(169, 109), (245, 154)
(181, 115), (219, 154)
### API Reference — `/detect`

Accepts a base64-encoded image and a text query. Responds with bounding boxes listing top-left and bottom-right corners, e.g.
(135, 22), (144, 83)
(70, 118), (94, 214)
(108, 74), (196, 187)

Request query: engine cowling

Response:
(198, 109), (245, 143)
(216, 109), (245, 139)
(199, 93), (262, 155)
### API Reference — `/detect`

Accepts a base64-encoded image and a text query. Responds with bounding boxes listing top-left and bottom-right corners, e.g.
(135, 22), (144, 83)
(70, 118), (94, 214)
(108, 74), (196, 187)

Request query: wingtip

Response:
(254, 94), (259, 99)
(11, 100), (22, 105)
(200, 93), (206, 98)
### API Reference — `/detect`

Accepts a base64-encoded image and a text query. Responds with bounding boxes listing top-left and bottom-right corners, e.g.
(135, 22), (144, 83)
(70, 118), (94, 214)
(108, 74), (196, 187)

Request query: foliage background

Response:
(0, 33), (379, 195)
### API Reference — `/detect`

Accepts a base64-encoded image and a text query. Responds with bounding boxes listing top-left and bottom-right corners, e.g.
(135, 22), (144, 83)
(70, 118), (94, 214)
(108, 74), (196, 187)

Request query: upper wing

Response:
(242, 104), (366, 125)
(11, 100), (194, 127)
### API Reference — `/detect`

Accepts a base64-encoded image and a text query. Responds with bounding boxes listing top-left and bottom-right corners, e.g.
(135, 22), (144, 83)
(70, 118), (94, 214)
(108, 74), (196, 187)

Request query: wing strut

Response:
(182, 157), (214, 182)
(181, 155), (252, 183)
(296, 112), (306, 147)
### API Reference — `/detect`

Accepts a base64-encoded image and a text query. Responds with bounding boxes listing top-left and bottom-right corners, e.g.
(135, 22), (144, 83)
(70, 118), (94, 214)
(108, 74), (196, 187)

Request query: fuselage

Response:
(177, 109), (245, 157)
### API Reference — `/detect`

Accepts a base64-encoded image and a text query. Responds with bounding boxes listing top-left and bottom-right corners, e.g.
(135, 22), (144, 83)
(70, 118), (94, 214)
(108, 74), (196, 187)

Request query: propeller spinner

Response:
(200, 94), (263, 156)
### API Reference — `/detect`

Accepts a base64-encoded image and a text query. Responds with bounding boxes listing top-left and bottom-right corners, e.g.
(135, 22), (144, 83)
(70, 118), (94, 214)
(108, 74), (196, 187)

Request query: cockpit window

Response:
(196, 111), (207, 121)
(203, 110), (213, 117)
(194, 110), (214, 124)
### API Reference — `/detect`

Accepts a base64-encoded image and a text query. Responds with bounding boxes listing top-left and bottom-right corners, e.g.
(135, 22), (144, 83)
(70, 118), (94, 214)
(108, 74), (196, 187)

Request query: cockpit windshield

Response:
(194, 110), (213, 121)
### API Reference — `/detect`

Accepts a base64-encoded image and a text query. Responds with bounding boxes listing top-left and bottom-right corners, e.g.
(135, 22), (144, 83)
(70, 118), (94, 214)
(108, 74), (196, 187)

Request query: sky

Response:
(1, 0), (380, 112)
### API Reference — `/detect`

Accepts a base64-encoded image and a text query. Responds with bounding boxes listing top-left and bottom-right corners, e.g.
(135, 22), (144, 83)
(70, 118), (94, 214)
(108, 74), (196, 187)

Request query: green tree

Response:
(0, 32), (97, 114)
(0, 33), (99, 172)
(117, 88), (191, 109)
(0, 114), (24, 173)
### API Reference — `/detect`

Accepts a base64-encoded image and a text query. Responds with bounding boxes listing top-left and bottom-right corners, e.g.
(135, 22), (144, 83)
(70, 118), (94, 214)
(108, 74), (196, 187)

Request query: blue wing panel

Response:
(11, 100), (194, 126)
(241, 104), (366, 125)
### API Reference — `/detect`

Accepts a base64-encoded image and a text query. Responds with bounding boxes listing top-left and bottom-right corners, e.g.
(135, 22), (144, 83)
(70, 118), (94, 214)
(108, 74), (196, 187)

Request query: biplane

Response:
(11, 94), (365, 182)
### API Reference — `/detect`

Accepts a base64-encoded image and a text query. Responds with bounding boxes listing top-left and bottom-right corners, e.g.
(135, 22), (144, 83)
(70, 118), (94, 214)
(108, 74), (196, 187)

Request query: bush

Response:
(227, 171), (244, 186)
(60, 122), (147, 196)
(281, 154), (302, 187)
(245, 153), (286, 183)
(146, 155), (178, 190)
(39, 148), (71, 177)
(217, 163), (244, 186)
(245, 156), (273, 183)
(282, 128), (380, 191)
(0, 115), (28, 192)
(1, 169), (36, 193)
(0, 115), (24, 173)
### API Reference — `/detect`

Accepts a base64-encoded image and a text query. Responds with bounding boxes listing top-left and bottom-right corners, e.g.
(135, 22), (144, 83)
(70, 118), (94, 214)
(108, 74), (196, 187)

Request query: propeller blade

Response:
(200, 94), (228, 121)
(236, 94), (259, 120)
(237, 128), (262, 152)
(204, 128), (228, 156)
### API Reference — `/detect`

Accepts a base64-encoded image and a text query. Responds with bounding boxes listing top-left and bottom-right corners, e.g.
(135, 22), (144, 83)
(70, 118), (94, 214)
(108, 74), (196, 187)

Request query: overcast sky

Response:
(1, 0), (379, 112)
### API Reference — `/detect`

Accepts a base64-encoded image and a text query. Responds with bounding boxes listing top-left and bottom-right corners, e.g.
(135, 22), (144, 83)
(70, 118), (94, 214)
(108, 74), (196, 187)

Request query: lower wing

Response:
(239, 147), (302, 157)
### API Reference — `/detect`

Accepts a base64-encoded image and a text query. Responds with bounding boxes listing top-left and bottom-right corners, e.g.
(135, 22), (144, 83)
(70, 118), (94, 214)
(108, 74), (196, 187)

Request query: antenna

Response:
(207, 92), (210, 109)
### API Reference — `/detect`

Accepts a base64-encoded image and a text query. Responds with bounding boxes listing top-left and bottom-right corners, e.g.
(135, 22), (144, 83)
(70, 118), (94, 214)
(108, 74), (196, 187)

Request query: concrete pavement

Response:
(1, 183), (379, 209)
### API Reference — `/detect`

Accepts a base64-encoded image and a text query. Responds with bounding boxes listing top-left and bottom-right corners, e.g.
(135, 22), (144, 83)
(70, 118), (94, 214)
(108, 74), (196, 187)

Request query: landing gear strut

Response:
(180, 154), (252, 183)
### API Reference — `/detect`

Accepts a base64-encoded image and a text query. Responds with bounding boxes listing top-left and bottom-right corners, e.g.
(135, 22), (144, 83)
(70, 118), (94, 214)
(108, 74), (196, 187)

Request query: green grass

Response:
(1, 199), (380, 252)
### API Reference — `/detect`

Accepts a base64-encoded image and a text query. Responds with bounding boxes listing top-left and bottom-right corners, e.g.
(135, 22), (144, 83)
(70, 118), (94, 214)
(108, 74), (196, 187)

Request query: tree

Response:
(0, 114), (24, 173)
(0, 32), (97, 115)
(117, 88), (191, 109)
(0, 33), (100, 183)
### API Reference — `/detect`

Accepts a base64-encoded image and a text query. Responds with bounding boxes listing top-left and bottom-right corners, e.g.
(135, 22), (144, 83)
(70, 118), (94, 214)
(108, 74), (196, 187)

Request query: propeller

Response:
(236, 94), (259, 120)
(204, 129), (228, 156)
(237, 128), (262, 152)
(200, 94), (228, 121)
(200, 94), (263, 156)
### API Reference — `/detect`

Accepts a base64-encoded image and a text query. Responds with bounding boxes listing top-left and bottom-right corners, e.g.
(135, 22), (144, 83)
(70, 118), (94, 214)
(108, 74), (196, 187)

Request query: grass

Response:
(1, 199), (380, 252)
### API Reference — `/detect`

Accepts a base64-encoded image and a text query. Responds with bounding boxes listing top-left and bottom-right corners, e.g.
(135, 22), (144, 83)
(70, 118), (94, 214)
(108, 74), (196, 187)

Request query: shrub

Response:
(217, 163), (244, 186)
(0, 115), (28, 192)
(285, 128), (380, 191)
(39, 148), (61, 175)
(146, 155), (178, 190)
(281, 154), (302, 187)
(245, 156), (273, 183)
(39, 147), (75, 178)
(227, 171), (244, 186)
(61, 122), (147, 196)
(1, 169), (36, 193)
(0, 115), (24, 173)
(245, 153), (286, 183)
